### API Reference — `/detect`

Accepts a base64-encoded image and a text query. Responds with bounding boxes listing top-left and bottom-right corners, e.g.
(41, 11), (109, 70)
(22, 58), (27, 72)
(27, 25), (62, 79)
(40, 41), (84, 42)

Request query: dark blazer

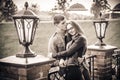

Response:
(53, 33), (87, 66)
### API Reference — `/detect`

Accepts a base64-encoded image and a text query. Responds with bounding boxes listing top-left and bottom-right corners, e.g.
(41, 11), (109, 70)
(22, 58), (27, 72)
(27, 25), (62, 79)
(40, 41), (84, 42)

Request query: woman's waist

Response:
(66, 63), (79, 67)
(59, 58), (79, 67)
(65, 59), (79, 67)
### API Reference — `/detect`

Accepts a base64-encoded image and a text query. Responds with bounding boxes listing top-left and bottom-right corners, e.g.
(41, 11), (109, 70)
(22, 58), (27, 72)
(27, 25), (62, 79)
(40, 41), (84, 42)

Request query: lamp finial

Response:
(25, 2), (28, 10)
(100, 12), (102, 18)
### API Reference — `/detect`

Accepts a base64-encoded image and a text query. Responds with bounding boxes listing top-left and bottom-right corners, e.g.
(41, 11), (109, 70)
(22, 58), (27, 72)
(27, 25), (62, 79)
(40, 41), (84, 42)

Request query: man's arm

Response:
(48, 36), (58, 58)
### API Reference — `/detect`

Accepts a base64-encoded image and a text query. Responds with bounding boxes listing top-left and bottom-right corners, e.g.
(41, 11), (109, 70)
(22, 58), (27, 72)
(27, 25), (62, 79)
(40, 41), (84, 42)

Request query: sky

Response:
(13, 0), (93, 11)
(13, 0), (119, 16)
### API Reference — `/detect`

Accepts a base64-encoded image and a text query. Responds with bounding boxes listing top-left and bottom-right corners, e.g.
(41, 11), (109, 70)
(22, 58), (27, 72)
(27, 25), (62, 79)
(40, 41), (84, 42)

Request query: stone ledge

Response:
(0, 55), (55, 68)
(0, 55), (55, 80)
(88, 45), (117, 51)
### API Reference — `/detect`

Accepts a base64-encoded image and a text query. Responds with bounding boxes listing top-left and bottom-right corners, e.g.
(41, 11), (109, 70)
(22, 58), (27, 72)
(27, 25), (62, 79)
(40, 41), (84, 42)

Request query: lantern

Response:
(13, 2), (39, 58)
(93, 19), (108, 46)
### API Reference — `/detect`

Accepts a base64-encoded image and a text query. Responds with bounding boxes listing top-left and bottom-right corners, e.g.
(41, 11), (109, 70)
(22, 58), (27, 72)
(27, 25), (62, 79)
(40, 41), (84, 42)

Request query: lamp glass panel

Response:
(95, 23), (100, 38)
(101, 23), (106, 38)
(24, 19), (34, 43)
(31, 20), (37, 42)
(15, 19), (24, 43)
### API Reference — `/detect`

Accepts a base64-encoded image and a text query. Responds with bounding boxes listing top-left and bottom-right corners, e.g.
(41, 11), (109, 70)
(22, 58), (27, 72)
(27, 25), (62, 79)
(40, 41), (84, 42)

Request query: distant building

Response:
(68, 0), (120, 19)
(68, 3), (87, 11)
(111, 3), (120, 19)
(67, 3), (93, 20)
(108, 0), (120, 19)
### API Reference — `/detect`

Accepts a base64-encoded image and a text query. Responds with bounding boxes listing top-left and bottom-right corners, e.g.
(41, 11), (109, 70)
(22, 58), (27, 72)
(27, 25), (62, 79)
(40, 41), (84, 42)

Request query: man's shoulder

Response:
(49, 33), (59, 43)
(50, 32), (63, 40)
(50, 33), (58, 40)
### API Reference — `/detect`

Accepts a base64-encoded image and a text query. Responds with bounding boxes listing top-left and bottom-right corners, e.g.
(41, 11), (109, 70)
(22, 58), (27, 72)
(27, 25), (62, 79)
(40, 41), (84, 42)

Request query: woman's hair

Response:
(53, 14), (65, 25)
(68, 21), (84, 35)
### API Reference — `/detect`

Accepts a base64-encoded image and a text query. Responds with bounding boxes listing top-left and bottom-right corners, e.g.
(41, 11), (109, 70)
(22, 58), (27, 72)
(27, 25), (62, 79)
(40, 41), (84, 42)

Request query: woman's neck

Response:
(72, 33), (81, 39)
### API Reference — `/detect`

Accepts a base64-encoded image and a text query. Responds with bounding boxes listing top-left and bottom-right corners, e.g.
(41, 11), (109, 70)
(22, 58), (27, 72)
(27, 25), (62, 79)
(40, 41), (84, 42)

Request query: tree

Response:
(0, 0), (17, 22)
(30, 3), (40, 15)
(90, 0), (111, 19)
(53, 0), (72, 19)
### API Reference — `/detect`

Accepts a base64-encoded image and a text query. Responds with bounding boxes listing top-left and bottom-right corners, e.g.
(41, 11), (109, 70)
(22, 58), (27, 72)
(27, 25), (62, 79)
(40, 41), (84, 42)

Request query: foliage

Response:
(90, 0), (111, 19)
(30, 3), (41, 15)
(0, 0), (17, 22)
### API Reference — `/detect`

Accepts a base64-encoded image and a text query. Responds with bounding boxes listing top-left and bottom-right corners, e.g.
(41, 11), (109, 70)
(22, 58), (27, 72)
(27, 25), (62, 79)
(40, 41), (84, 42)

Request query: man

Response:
(48, 14), (67, 60)
(48, 14), (68, 80)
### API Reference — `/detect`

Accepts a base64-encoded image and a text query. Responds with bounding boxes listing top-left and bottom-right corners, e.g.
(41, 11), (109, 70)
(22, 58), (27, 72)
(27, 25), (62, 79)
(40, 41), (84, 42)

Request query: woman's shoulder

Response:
(77, 35), (87, 41)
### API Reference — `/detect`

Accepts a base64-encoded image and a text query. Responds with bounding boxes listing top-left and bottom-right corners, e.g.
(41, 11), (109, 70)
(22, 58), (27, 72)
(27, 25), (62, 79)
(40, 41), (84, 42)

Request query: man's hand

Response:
(47, 53), (52, 58)
(52, 53), (58, 58)
(59, 59), (66, 67)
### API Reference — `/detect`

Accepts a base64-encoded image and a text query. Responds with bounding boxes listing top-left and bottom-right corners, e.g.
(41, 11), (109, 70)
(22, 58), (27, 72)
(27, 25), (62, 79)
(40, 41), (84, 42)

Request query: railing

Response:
(86, 49), (120, 80)
(86, 55), (96, 80)
(112, 49), (120, 80)
(48, 55), (97, 80)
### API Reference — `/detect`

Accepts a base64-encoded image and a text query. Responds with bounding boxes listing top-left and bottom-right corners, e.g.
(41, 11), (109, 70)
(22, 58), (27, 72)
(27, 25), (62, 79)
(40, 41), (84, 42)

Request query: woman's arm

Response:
(53, 36), (86, 58)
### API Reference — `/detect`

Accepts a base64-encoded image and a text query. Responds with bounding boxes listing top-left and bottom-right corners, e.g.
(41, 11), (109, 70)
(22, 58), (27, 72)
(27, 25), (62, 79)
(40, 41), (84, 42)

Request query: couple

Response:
(48, 14), (90, 80)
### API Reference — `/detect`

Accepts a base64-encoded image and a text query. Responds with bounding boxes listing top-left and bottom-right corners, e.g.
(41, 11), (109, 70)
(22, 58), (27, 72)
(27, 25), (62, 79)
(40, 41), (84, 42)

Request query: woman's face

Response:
(67, 23), (76, 35)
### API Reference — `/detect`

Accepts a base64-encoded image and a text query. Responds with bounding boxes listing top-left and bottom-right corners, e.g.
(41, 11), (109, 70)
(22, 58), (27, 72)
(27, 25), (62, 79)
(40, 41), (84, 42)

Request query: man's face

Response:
(57, 20), (67, 31)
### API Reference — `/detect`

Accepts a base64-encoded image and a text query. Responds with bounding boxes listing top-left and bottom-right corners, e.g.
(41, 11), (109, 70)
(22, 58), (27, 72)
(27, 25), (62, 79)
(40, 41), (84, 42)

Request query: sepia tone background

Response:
(0, 19), (120, 58)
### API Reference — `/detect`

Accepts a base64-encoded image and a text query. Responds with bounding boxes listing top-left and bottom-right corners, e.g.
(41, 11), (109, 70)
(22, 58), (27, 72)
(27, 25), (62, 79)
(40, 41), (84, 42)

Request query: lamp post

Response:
(13, 2), (39, 58)
(88, 13), (117, 80)
(93, 13), (108, 46)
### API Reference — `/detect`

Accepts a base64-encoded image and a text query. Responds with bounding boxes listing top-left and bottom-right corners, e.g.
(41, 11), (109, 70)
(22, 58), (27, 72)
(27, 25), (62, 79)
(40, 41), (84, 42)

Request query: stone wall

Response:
(0, 55), (54, 80)
(0, 63), (50, 80)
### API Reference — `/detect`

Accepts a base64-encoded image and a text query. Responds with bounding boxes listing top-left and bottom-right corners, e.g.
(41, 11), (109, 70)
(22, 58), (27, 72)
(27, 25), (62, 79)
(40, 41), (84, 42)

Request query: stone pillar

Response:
(87, 45), (117, 80)
(0, 55), (55, 80)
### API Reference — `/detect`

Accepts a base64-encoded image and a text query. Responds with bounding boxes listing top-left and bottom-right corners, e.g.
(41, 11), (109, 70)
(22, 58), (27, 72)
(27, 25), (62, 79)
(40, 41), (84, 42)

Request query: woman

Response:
(53, 21), (88, 80)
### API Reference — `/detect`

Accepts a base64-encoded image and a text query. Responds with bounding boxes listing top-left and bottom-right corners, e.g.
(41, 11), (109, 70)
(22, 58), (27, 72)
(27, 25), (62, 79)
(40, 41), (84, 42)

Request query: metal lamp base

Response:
(95, 43), (106, 46)
(16, 53), (36, 58)
(16, 45), (36, 58)
(95, 40), (106, 46)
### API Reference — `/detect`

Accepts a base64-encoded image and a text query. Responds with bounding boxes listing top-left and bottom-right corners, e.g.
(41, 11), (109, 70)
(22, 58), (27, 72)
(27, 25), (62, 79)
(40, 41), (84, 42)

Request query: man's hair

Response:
(53, 14), (65, 25)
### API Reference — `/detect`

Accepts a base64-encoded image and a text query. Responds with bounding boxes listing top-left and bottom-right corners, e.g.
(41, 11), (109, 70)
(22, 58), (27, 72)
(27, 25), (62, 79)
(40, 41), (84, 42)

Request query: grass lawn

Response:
(0, 19), (120, 58)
